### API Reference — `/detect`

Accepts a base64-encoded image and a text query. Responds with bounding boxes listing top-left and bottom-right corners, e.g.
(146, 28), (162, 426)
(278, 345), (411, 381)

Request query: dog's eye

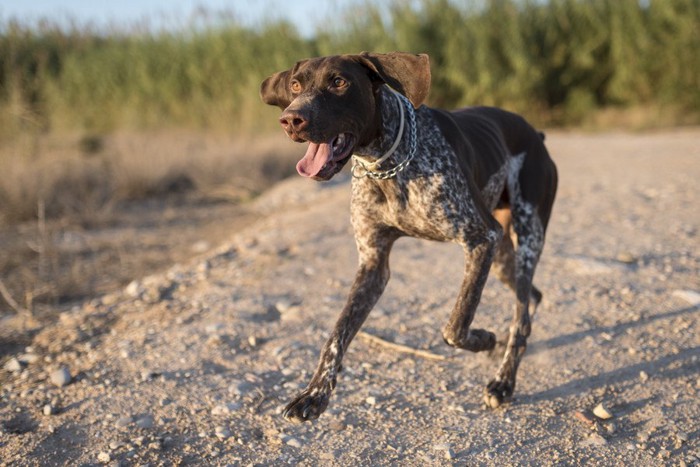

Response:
(290, 80), (302, 93)
(332, 77), (347, 88)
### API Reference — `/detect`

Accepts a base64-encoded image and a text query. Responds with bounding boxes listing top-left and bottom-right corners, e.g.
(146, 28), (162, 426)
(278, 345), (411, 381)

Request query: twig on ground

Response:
(0, 278), (32, 317)
(358, 331), (448, 361)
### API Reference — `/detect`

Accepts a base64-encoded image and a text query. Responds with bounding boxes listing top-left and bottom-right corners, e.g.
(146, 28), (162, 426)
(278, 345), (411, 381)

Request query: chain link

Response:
(352, 91), (417, 180)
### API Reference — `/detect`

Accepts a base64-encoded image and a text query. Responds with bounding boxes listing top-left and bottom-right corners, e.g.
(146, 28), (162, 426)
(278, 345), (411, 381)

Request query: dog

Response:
(260, 52), (557, 422)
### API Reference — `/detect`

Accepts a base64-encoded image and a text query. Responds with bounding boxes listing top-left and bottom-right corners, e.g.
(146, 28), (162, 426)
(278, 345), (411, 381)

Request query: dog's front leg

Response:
(442, 226), (501, 352)
(283, 228), (397, 423)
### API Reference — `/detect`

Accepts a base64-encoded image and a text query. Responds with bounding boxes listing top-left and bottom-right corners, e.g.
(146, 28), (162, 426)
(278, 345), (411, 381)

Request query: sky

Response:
(0, 0), (362, 35)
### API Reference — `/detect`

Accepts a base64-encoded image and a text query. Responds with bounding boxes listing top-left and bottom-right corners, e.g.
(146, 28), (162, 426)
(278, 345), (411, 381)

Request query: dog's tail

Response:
(538, 131), (546, 141)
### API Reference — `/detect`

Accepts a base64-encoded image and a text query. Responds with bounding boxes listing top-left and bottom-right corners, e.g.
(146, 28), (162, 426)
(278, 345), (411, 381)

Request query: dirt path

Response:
(1, 130), (699, 466)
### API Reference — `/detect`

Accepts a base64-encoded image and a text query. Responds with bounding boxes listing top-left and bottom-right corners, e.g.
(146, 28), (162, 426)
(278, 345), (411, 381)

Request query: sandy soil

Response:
(1, 129), (699, 466)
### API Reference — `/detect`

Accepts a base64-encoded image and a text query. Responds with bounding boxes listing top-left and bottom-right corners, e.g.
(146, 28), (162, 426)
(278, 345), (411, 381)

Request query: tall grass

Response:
(0, 0), (698, 224)
(1, 0), (698, 138)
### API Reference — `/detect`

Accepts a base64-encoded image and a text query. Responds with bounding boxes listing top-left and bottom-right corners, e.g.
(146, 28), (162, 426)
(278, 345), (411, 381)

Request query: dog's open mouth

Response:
(296, 133), (356, 180)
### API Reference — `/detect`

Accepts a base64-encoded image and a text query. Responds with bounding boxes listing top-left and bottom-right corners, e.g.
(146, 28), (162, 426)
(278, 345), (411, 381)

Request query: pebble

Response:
(211, 402), (241, 415)
(593, 402), (613, 419)
(125, 280), (142, 298)
(284, 436), (303, 448)
(672, 289), (700, 306)
(616, 252), (636, 264)
(116, 415), (134, 428)
(586, 433), (608, 446)
(433, 443), (455, 459)
(365, 396), (377, 406)
(4, 358), (24, 373)
(135, 415), (154, 429)
(639, 371), (649, 382)
(140, 370), (159, 382)
(215, 426), (232, 439)
(43, 404), (58, 416)
(327, 420), (346, 431)
(18, 353), (40, 365)
(97, 452), (111, 463)
(50, 367), (72, 387)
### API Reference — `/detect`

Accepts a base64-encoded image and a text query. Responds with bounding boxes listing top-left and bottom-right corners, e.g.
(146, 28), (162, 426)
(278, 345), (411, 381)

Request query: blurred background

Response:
(1, 0), (698, 319)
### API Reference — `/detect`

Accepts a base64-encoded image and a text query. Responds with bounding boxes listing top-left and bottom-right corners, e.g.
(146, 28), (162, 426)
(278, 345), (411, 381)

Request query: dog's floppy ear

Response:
(354, 52), (431, 108)
(260, 70), (292, 109)
(260, 59), (308, 109)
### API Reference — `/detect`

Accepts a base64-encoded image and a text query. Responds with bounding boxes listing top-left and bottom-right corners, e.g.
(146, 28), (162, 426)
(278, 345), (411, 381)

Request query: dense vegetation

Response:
(1, 0), (698, 138)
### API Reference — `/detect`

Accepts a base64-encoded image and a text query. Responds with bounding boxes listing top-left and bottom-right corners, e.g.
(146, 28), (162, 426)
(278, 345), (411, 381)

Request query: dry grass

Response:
(0, 128), (296, 224)
(0, 129), (300, 315)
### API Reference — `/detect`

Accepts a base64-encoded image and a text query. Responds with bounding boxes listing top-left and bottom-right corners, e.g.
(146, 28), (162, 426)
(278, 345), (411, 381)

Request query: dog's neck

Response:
(354, 86), (408, 162)
(352, 87), (417, 179)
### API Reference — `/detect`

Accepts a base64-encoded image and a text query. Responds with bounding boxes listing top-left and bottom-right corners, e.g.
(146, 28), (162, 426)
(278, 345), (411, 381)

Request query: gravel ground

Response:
(1, 129), (698, 466)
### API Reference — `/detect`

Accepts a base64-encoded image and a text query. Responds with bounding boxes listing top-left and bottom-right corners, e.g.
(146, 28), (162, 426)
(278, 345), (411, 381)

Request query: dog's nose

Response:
(279, 110), (308, 134)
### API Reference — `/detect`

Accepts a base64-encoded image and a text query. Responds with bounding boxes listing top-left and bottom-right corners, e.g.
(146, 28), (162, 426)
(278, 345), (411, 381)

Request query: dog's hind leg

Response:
(488, 207), (543, 359)
(491, 207), (542, 316)
(484, 159), (546, 408)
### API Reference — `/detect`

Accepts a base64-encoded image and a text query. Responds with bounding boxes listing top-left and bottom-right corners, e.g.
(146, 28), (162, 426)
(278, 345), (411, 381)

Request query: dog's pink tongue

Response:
(296, 142), (332, 177)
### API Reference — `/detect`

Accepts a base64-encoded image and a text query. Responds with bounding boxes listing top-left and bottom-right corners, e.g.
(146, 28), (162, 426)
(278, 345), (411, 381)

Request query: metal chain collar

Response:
(351, 90), (417, 180)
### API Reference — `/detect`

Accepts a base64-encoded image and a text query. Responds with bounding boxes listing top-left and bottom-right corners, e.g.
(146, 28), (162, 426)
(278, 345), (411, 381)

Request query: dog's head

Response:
(260, 52), (431, 181)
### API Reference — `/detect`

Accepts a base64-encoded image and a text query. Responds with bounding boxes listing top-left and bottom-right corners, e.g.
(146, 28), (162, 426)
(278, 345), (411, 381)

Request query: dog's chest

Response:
(352, 118), (483, 242)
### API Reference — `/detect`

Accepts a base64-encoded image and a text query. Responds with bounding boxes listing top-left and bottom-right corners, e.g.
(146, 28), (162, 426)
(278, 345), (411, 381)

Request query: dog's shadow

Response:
(523, 304), (699, 404)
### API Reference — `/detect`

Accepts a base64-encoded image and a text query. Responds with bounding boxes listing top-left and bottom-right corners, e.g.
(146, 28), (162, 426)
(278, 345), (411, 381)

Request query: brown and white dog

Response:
(260, 52), (557, 422)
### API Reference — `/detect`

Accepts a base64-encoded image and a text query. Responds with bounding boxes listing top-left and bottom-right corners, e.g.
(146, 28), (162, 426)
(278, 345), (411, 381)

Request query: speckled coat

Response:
(260, 52), (557, 422)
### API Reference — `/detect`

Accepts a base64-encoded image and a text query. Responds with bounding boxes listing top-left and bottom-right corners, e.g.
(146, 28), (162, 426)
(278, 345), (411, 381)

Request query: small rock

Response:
(593, 402), (613, 420)
(248, 335), (258, 347)
(211, 402), (241, 416)
(274, 300), (293, 313)
(43, 404), (58, 416)
(365, 396), (377, 406)
(116, 415), (134, 428)
(205, 323), (224, 334)
(50, 367), (72, 387)
(433, 443), (455, 459)
(140, 370), (159, 382)
(135, 415), (154, 429)
(672, 289), (700, 306)
(639, 371), (649, 382)
(616, 252), (636, 264)
(18, 353), (40, 365)
(191, 240), (210, 253)
(125, 280), (142, 298)
(605, 422), (617, 434)
(284, 436), (303, 448)
(148, 441), (163, 451)
(327, 420), (346, 431)
(676, 431), (688, 443)
(4, 358), (24, 373)
(586, 433), (608, 446)
(215, 426), (232, 439)
(97, 452), (111, 463)
(109, 441), (122, 450)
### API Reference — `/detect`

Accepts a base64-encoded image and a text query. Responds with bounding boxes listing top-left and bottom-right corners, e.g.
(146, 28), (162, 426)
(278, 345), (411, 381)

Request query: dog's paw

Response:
(483, 379), (513, 409)
(282, 388), (330, 423)
(443, 327), (496, 352)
